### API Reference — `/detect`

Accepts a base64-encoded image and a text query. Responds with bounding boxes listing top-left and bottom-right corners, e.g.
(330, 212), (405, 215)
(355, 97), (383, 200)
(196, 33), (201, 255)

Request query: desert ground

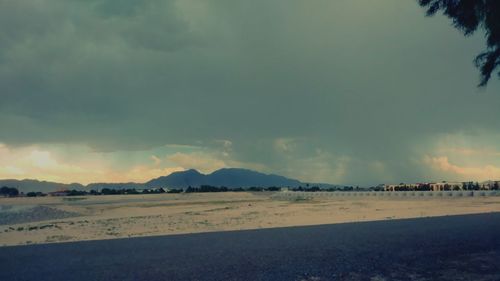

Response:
(3, 213), (500, 281)
(1, 192), (500, 246)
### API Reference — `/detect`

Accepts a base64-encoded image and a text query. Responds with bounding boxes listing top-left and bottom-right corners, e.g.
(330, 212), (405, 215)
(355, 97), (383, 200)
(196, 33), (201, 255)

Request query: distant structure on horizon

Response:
(384, 181), (499, 192)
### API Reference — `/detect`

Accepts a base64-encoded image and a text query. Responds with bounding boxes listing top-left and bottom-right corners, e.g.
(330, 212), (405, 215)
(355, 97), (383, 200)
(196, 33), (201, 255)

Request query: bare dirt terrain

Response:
(2, 213), (500, 281)
(1, 192), (499, 246)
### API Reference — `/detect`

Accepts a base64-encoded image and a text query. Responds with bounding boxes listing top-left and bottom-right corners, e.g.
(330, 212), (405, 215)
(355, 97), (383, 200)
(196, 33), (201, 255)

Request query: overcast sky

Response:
(0, 0), (499, 185)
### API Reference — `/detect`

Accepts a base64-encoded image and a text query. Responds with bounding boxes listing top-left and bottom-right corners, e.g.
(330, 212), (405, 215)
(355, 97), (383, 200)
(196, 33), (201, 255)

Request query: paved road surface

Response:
(1, 213), (500, 281)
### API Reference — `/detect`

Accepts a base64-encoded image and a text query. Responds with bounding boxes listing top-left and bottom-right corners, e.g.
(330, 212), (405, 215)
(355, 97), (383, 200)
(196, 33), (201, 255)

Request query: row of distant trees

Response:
(0, 186), (169, 197)
(2, 182), (498, 198)
(184, 185), (282, 193)
(0, 185), (286, 197)
(1, 186), (56, 197)
(184, 185), (360, 192)
(291, 186), (358, 192)
(0, 185), (352, 197)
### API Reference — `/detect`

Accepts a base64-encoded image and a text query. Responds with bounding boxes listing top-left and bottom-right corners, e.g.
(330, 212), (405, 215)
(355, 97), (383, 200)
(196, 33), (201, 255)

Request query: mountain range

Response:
(0, 179), (85, 193)
(0, 168), (336, 192)
(145, 168), (307, 189)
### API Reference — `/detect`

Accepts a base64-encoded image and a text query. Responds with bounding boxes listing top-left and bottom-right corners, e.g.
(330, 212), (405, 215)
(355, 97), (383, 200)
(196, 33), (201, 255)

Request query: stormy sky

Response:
(0, 0), (499, 185)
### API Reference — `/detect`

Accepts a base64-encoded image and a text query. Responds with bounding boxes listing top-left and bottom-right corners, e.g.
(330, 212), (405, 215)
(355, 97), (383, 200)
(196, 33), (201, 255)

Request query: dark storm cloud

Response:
(0, 0), (499, 184)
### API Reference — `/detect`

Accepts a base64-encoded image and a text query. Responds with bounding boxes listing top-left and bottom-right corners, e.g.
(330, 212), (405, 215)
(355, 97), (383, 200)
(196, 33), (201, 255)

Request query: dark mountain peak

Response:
(209, 168), (255, 175)
(150, 169), (201, 179)
(182, 169), (202, 175)
(167, 169), (203, 179)
(146, 169), (204, 188)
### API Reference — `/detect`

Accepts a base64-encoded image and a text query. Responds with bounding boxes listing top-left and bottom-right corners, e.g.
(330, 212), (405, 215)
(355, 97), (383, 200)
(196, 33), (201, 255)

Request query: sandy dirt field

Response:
(1, 192), (499, 246)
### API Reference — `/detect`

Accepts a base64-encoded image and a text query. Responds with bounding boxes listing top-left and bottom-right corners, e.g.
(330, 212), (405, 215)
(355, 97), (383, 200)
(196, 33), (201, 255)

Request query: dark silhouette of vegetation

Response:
(418, 0), (500, 86)
(369, 185), (387, 192)
(142, 188), (165, 194)
(10, 186), (288, 197)
(0, 186), (19, 197)
(493, 181), (500, 190)
(67, 190), (87, 196)
(343, 186), (354, 191)
(26, 192), (37, 197)
(98, 188), (164, 195)
(392, 184), (432, 191)
(26, 191), (46, 197)
(101, 188), (118, 195)
(308, 186), (321, 192)
(290, 185), (349, 192)
(184, 185), (274, 193)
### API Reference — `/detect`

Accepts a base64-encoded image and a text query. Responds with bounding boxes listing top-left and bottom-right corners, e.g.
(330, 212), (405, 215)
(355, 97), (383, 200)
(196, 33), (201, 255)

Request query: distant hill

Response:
(146, 168), (322, 189)
(0, 179), (85, 193)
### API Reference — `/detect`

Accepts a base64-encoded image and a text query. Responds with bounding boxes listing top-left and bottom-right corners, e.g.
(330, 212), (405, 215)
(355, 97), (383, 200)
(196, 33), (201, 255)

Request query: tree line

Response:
(0, 185), (284, 197)
(3, 182), (498, 198)
(0, 185), (353, 197)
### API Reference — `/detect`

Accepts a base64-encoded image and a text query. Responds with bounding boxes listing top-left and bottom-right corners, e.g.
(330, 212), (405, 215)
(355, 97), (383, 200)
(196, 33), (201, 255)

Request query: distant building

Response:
(383, 181), (499, 192)
(384, 183), (420, 191)
(384, 182), (462, 191)
(429, 182), (462, 191)
(479, 181), (500, 190)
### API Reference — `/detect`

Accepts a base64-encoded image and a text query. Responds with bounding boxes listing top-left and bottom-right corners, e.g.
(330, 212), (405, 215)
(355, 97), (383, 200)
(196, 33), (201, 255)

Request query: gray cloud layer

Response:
(1, 0), (499, 185)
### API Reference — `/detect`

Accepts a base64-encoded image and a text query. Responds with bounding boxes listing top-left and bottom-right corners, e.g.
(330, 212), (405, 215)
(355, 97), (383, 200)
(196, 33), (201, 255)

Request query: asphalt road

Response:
(1, 213), (500, 281)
